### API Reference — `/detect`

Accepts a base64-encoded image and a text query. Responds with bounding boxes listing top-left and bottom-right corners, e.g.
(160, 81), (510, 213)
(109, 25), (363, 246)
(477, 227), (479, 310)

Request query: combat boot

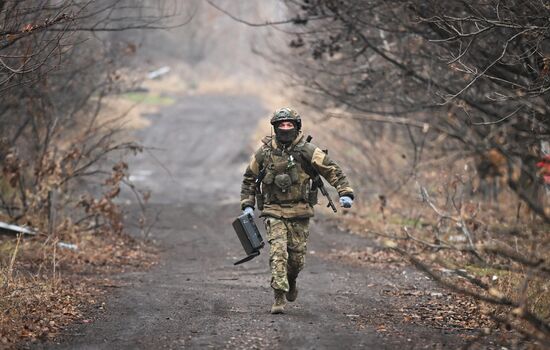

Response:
(286, 278), (298, 302)
(270, 290), (286, 314)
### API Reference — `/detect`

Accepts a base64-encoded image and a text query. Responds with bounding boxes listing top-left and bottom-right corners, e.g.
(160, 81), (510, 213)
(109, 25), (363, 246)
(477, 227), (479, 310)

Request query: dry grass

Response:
(0, 233), (157, 346)
(99, 96), (156, 130)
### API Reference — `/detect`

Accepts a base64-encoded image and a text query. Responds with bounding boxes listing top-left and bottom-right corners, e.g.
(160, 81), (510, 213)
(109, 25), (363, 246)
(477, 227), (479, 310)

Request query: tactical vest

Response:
(257, 138), (318, 209)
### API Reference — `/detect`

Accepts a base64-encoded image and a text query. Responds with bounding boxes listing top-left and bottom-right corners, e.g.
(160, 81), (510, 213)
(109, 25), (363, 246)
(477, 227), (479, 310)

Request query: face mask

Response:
(275, 127), (298, 144)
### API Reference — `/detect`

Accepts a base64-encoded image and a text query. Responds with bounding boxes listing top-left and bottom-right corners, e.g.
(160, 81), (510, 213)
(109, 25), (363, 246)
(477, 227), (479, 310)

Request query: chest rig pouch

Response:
(274, 173), (292, 192)
(260, 140), (315, 206)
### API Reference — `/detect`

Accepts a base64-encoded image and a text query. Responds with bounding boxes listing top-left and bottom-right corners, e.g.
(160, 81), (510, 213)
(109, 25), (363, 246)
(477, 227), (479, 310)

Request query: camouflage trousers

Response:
(264, 217), (310, 292)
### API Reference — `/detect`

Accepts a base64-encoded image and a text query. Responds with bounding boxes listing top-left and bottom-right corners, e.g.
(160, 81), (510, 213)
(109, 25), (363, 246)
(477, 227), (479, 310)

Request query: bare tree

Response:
(0, 0), (189, 236)
(280, 0), (549, 220)
(271, 0), (550, 346)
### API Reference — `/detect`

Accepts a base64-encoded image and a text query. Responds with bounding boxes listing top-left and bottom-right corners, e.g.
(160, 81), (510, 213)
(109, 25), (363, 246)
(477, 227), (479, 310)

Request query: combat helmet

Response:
(270, 107), (302, 131)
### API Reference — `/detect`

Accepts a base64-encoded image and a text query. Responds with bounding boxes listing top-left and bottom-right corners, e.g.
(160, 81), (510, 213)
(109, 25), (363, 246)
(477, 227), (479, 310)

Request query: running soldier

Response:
(240, 107), (354, 314)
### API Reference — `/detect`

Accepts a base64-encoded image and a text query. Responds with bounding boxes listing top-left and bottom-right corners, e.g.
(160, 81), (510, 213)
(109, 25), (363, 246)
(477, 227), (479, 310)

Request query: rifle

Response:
(305, 135), (337, 213)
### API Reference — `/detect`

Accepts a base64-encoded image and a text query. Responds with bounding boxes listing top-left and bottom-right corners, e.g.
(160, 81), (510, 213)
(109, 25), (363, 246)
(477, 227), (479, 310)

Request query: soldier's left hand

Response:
(339, 196), (353, 208)
(242, 206), (255, 217)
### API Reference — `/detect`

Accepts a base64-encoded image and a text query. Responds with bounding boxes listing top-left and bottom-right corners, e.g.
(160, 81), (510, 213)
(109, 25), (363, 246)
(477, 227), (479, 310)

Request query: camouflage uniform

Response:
(264, 216), (309, 291)
(241, 131), (354, 293)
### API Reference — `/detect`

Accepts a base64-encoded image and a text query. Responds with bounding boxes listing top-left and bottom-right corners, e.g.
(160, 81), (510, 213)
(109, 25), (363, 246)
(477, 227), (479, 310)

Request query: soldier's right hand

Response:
(243, 206), (254, 217)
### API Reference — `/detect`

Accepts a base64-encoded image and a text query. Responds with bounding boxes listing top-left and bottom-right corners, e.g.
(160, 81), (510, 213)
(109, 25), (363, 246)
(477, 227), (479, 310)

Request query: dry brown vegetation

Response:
(305, 115), (550, 348)
(263, 1), (550, 346)
(0, 233), (156, 346)
(0, 1), (188, 347)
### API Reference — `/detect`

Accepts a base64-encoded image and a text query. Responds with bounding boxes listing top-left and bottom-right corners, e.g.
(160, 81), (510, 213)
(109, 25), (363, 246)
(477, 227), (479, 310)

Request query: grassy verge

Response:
(0, 233), (156, 346)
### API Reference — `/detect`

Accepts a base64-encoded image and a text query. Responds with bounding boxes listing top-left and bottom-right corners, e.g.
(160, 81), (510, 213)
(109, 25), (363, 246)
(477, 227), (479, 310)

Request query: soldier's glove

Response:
(243, 206), (255, 217)
(339, 196), (353, 208)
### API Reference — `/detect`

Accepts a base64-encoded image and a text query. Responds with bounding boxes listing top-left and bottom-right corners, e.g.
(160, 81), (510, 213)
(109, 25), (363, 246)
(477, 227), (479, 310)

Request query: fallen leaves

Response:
(321, 247), (407, 268)
(322, 247), (494, 333)
(0, 234), (157, 347)
(0, 279), (87, 345)
(397, 291), (493, 330)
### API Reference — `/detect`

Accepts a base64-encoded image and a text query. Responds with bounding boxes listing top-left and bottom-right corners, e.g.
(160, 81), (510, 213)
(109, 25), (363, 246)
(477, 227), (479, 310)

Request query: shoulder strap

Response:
(257, 137), (274, 171)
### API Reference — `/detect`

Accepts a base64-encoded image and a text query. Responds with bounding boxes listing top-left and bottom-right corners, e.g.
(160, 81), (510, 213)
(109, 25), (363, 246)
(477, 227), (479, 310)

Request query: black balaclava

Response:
(275, 122), (298, 145)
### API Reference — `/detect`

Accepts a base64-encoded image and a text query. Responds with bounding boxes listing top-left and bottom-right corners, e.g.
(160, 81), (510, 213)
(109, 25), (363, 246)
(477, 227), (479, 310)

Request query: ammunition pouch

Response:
(288, 165), (299, 183)
(274, 174), (292, 192)
(307, 187), (318, 206)
(263, 168), (275, 185)
(256, 192), (264, 210)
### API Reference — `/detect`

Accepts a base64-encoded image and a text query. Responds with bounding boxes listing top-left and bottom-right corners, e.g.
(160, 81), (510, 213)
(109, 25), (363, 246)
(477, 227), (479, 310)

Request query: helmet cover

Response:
(270, 107), (302, 130)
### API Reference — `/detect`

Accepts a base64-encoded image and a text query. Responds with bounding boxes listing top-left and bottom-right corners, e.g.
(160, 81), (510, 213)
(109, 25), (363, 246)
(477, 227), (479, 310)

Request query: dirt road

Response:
(33, 93), (480, 349)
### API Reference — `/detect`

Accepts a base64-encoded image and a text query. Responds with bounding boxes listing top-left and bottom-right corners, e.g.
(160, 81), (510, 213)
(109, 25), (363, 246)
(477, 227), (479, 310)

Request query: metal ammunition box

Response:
(232, 213), (264, 265)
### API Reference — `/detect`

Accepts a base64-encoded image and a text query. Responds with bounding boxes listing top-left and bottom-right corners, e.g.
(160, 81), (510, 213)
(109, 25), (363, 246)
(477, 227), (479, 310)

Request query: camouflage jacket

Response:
(240, 132), (354, 219)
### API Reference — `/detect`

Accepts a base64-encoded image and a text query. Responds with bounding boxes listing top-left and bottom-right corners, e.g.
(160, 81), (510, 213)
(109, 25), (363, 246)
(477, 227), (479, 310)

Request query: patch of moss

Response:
(121, 92), (175, 106)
